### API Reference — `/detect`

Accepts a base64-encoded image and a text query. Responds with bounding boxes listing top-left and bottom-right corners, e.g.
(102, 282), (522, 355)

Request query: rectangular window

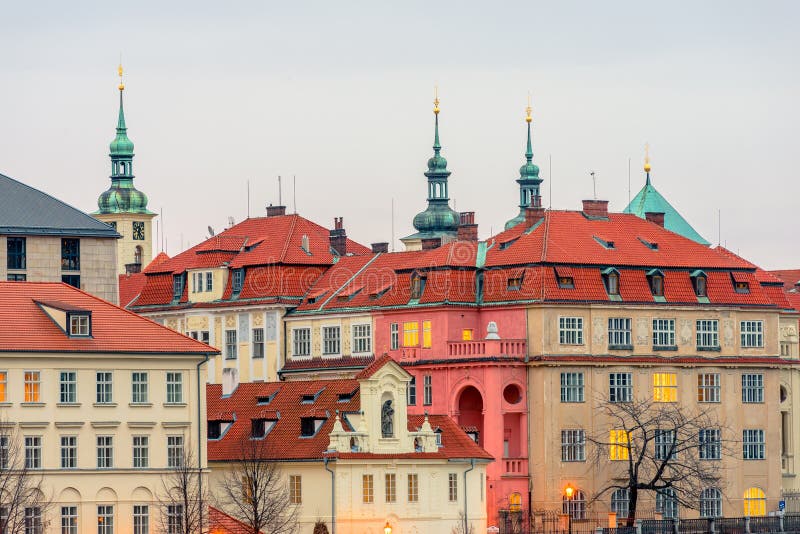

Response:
(743, 429), (765, 460)
(7, 237), (26, 270)
(741, 321), (764, 348)
(133, 505), (149, 534)
(609, 373), (632, 403)
(608, 318), (632, 348)
(742, 374), (764, 403)
(7, 273), (26, 281)
(652, 319), (676, 348)
(697, 373), (721, 403)
(352, 324), (372, 354)
(390, 323), (399, 350)
(402, 321), (419, 347)
(653, 373), (677, 402)
(172, 275), (183, 299)
(423, 374), (432, 406)
(559, 317), (584, 345)
(97, 436), (113, 468)
(655, 429), (677, 460)
(24, 507), (42, 534)
(69, 314), (90, 336)
(24, 371), (40, 403)
(252, 328), (264, 358)
(0, 436), (8, 470)
(225, 330), (237, 360)
(462, 328), (473, 341)
(408, 473), (419, 502)
(61, 238), (80, 271)
(322, 326), (341, 355)
(25, 436), (42, 469)
(97, 505), (114, 534)
(61, 505), (78, 534)
(385, 473), (396, 503)
(560, 372), (584, 403)
(362, 474), (374, 503)
(696, 320), (719, 349)
(699, 428), (721, 460)
(407, 376), (417, 406)
(0, 371), (5, 402)
(60, 436), (77, 469)
(421, 320), (431, 348)
(133, 436), (149, 468)
(166, 372), (183, 404)
(205, 272), (213, 292)
(609, 430), (630, 461)
(167, 505), (182, 534)
(232, 269), (244, 293)
(561, 429), (586, 462)
(132, 372), (148, 404)
(61, 274), (81, 289)
(289, 475), (302, 504)
(96, 372), (113, 404)
(60, 371), (77, 403)
(448, 473), (458, 502)
(167, 436), (184, 468)
(292, 328), (310, 357)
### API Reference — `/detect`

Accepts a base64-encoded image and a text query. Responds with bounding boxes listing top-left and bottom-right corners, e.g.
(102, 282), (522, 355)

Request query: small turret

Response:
(505, 95), (544, 230)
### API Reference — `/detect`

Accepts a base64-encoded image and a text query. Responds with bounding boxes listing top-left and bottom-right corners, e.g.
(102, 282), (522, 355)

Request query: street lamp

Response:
(564, 484), (575, 534)
(384, 521), (392, 534)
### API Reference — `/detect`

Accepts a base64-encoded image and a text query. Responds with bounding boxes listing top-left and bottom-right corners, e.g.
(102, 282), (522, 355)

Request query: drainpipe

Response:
(324, 456), (336, 534)
(464, 458), (476, 533)
(196, 354), (210, 522)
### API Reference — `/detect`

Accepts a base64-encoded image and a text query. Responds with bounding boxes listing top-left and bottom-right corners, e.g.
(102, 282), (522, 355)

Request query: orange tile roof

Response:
(209, 507), (263, 534)
(118, 272), (146, 308)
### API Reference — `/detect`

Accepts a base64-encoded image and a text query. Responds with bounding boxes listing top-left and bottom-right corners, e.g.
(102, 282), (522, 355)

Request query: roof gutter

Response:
(196, 353), (210, 515)
(463, 458), (476, 534)
(324, 456), (336, 534)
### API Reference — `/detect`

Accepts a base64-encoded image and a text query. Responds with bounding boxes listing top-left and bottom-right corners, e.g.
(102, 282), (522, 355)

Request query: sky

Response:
(0, 1), (798, 269)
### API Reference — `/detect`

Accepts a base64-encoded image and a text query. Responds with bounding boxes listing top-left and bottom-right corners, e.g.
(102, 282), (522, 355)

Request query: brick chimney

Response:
(582, 199), (609, 218)
(329, 217), (347, 256)
(525, 206), (546, 227)
(371, 242), (389, 253)
(421, 237), (442, 250)
(457, 211), (478, 242)
(266, 205), (286, 217)
(645, 211), (665, 227)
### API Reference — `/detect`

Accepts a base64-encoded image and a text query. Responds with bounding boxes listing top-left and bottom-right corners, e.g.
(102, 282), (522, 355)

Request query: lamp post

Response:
(564, 484), (575, 534)
(384, 521), (392, 534)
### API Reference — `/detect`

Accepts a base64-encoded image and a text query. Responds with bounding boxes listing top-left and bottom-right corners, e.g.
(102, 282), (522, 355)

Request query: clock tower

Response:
(93, 65), (156, 275)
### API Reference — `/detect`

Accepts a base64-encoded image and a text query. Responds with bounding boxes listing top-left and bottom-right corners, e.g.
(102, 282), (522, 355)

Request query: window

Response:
(448, 473), (458, 502)
(734, 281), (750, 294)
(655, 429), (676, 460)
(0, 371), (5, 402)
(232, 269), (244, 293)
(697, 373), (720, 403)
(608, 318), (632, 348)
(741, 321), (764, 348)
(24, 436), (41, 469)
(132, 372), (148, 404)
(172, 274), (183, 299)
(67, 314), (90, 336)
(462, 328), (473, 341)
(300, 418), (320, 437)
(699, 428), (721, 460)
(410, 274), (426, 299)
(362, 474), (374, 503)
(557, 276), (574, 289)
(422, 320), (432, 348)
(205, 272), (212, 292)
(97, 436), (113, 468)
(62, 274), (81, 288)
(648, 272), (664, 297)
(423, 375), (432, 406)
(743, 487), (766, 517)
(251, 419), (273, 439)
(292, 328), (310, 357)
(561, 429), (585, 462)
(700, 488), (722, 518)
(7, 237), (26, 270)
(0, 436), (7, 470)
(133, 505), (149, 534)
(61, 238), (80, 271)
(60, 371), (77, 403)
(403, 322), (419, 347)
(7, 273), (26, 281)
(385, 473), (396, 503)
(352, 324), (371, 354)
(609, 430), (630, 460)
(167, 505), (182, 534)
(560, 372), (584, 403)
(24, 507), (42, 534)
(322, 326), (340, 355)
(692, 272), (708, 297)
(742, 374), (764, 403)
(605, 271), (620, 296)
(656, 488), (678, 519)
(225, 330), (237, 360)
(252, 328), (264, 358)
(653, 373), (677, 402)
(0, 506), (7, 534)
(743, 429), (765, 460)
(390, 323), (399, 350)
(96, 372), (113, 404)
(507, 277), (522, 290)
(97, 505), (114, 534)
(289, 475), (302, 504)
(61, 505), (78, 534)
(563, 489), (587, 520)
(559, 317), (583, 345)
(652, 319), (676, 348)
(133, 436), (149, 468)
(166, 372), (183, 404)
(167, 436), (184, 468)
(611, 489), (629, 518)
(24, 371), (40, 403)
(696, 320), (719, 350)
(408, 473), (419, 502)
(609, 373), (632, 403)
(60, 436), (77, 468)
(407, 376), (416, 406)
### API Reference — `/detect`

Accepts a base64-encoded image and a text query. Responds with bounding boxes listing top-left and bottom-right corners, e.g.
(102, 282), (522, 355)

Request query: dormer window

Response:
(231, 268), (244, 294)
(602, 268), (620, 296)
(208, 419), (234, 440)
(690, 270), (707, 298)
(301, 388), (325, 404)
(251, 418), (276, 439)
(300, 417), (325, 438)
(555, 267), (574, 289)
(257, 392), (277, 405)
(435, 428), (443, 447)
(593, 236), (615, 249)
(68, 313), (90, 336)
(172, 274), (184, 300)
(410, 273), (427, 300)
(731, 272), (751, 294)
(507, 277), (522, 291)
(647, 269), (665, 297)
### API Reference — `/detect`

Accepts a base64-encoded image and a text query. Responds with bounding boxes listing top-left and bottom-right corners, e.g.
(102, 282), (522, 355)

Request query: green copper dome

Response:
(97, 186), (150, 214)
(413, 203), (460, 233)
(505, 114), (543, 230)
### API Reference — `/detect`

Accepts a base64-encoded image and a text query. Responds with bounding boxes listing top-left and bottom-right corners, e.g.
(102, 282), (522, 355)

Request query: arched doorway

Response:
(457, 385), (484, 446)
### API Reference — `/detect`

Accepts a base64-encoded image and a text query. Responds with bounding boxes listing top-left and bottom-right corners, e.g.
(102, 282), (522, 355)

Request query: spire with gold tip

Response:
(504, 93), (543, 230)
(644, 142), (652, 183)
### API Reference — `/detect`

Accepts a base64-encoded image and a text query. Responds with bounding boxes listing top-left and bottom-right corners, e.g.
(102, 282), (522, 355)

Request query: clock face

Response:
(132, 221), (145, 240)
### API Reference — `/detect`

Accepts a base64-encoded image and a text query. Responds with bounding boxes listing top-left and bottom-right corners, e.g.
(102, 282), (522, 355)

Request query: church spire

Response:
(644, 142), (652, 184)
(504, 95), (543, 230)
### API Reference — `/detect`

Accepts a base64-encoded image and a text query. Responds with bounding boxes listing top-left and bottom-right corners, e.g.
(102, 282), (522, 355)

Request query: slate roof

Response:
(0, 173), (119, 238)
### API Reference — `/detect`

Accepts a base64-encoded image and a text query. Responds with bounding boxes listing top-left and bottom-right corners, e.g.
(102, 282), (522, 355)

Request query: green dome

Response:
(519, 161), (540, 180)
(412, 203), (460, 233)
(427, 153), (448, 174)
(110, 132), (134, 156)
(97, 184), (150, 214)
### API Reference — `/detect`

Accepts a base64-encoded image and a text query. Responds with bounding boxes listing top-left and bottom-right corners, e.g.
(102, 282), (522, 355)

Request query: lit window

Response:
(167, 436), (184, 468)
(403, 322), (419, 347)
(225, 330), (237, 360)
(743, 429), (765, 460)
(696, 320), (719, 350)
(653, 373), (677, 402)
(352, 324), (372, 354)
(609, 430), (629, 460)
(611, 489), (629, 518)
(699, 428), (721, 460)
(559, 317), (584, 345)
(69, 314), (90, 336)
(60, 436), (77, 469)
(423, 375), (432, 406)
(561, 429), (585, 462)
(742, 374), (764, 403)
(652, 319), (676, 348)
(741, 321), (763, 348)
(290, 475), (302, 504)
(608, 318), (632, 348)
(697, 373), (720, 403)
(96, 372), (113, 404)
(422, 321), (432, 348)
(322, 326), (341, 355)
(700, 488), (722, 518)
(24, 371), (40, 403)
(0, 371), (5, 402)
(609, 373), (632, 403)
(448, 473), (458, 502)
(408, 474), (419, 503)
(97, 436), (113, 468)
(132, 372), (149, 404)
(59, 371), (77, 403)
(560, 372), (584, 403)
(292, 328), (310, 357)
(133, 436), (149, 468)
(390, 323), (399, 350)
(462, 328), (473, 341)
(362, 474), (374, 503)
(385, 473), (396, 503)
(743, 487), (766, 517)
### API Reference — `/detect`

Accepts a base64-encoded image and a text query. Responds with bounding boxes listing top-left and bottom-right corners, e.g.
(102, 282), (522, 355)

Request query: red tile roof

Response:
(209, 507), (263, 534)
(0, 282), (217, 354)
(770, 269), (800, 290)
(118, 272), (146, 308)
(279, 355), (375, 375)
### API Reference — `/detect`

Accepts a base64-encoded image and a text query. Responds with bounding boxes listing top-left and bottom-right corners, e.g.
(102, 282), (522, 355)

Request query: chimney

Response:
(371, 242), (389, 253)
(421, 237), (442, 250)
(457, 211), (478, 242)
(525, 206), (546, 227)
(266, 204), (286, 217)
(582, 199), (609, 218)
(645, 211), (665, 227)
(222, 367), (239, 396)
(329, 217), (347, 256)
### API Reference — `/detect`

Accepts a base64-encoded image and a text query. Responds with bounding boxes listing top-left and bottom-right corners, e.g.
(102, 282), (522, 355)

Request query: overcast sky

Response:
(1, 1), (797, 269)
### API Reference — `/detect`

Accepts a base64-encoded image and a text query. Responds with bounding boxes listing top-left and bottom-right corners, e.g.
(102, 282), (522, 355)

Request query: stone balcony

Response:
(502, 457), (528, 477)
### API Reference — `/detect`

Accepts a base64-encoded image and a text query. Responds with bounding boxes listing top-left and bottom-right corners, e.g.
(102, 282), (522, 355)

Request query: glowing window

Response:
(653, 373), (677, 402)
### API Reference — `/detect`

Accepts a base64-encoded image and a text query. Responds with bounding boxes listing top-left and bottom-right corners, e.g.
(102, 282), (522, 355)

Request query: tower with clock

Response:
(93, 65), (156, 275)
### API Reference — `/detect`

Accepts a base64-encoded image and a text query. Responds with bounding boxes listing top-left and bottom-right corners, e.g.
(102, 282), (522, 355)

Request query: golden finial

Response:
(644, 142), (651, 173)
(117, 62), (125, 91)
(525, 92), (532, 123)
(433, 85), (440, 115)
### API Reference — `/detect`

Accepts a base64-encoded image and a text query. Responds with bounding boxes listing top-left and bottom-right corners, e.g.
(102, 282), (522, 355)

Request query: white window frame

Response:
(558, 317), (584, 345)
(97, 505), (114, 534)
(292, 328), (311, 358)
(742, 373), (764, 403)
(700, 488), (722, 518)
(560, 372), (584, 403)
(608, 318), (632, 347)
(131, 372), (149, 404)
(60, 435), (77, 469)
(96, 371), (113, 404)
(696, 320), (719, 349)
(59, 370), (77, 403)
(69, 314), (90, 336)
(61, 505), (78, 534)
(23, 370), (40, 403)
(133, 436), (149, 468)
(652, 319), (676, 348)
(407, 376), (416, 406)
(698, 373), (721, 403)
(609, 372), (632, 403)
(743, 429), (765, 460)
(252, 328), (265, 359)
(390, 323), (399, 350)
(699, 428), (721, 460)
(741, 320), (764, 348)
(561, 429), (586, 462)
(351, 323), (372, 355)
(24, 436), (41, 469)
(166, 372), (183, 404)
(97, 436), (113, 469)
(225, 329), (237, 360)
(167, 435), (184, 468)
(655, 429), (677, 460)
(423, 374), (432, 406)
(448, 473), (458, 502)
(322, 326), (341, 356)
(133, 505), (149, 534)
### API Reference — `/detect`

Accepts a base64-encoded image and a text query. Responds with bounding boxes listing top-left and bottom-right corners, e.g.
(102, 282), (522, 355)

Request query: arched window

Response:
(744, 487), (766, 517)
(349, 437), (359, 452)
(700, 487), (722, 518)
(562, 489), (586, 519)
(413, 437), (422, 452)
(656, 488), (678, 519)
(508, 492), (522, 512)
(611, 488), (629, 518)
(134, 246), (143, 265)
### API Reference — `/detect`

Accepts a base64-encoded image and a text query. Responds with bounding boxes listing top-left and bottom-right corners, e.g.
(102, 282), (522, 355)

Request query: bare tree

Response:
(0, 421), (51, 533)
(450, 511), (476, 534)
(587, 396), (733, 526)
(216, 437), (298, 534)
(158, 439), (208, 534)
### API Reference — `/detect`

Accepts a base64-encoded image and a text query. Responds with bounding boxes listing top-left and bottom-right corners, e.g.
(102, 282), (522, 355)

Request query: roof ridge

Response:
(317, 253), (383, 310)
(278, 214), (299, 262)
